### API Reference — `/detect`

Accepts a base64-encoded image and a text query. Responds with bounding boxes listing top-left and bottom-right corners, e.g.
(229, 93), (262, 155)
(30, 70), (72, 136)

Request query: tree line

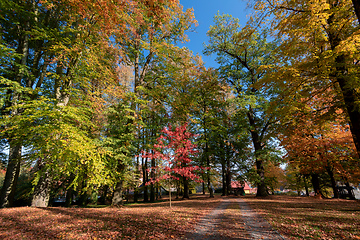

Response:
(0, 0), (359, 208)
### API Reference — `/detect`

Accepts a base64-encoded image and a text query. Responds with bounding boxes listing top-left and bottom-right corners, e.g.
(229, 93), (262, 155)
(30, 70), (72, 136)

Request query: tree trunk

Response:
(134, 187), (139, 203)
(31, 167), (51, 207)
(65, 184), (74, 207)
(202, 181), (205, 195)
(335, 55), (360, 157)
(176, 183), (180, 199)
(155, 184), (159, 200)
(134, 156), (139, 203)
(226, 155), (231, 196)
(311, 174), (321, 196)
(207, 172), (214, 198)
(327, 14), (360, 157)
(221, 162), (226, 196)
(143, 157), (148, 203)
(352, 0), (360, 25)
(0, 142), (22, 208)
(32, 58), (74, 208)
(150, 150), (155, 202)
(183, 176), (189, 199)
(0, 18), (30, 208)
(247, 109), (268, 197)
(326, 167), (339, 198)
(303, 175), (309, 197)
(65, 174), (75, 207)
(98, 185), (109, 205)
(78, 189), (88, 207)
(112, 180), (123, 206)
(150, 183), (155, 202)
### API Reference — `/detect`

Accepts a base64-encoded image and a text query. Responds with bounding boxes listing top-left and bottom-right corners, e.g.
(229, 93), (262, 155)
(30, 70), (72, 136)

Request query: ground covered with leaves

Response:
(0, 195), (222, 239)
(243, 195), (360, 240)
(0, 194), (359, 239)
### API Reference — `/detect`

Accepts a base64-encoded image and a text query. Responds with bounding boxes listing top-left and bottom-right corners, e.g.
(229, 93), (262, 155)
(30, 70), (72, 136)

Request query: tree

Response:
(204, 13), (280, 196)
(250, 0), (360, 157)
(110, 0), (196, 204)
(279, 93), (359, 197)
(142, 123), (201, 199)
(0, 0), (130, 207)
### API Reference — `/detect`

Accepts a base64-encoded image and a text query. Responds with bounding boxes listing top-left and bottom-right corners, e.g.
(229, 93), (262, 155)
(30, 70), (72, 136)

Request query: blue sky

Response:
(179, 0), (250, 68)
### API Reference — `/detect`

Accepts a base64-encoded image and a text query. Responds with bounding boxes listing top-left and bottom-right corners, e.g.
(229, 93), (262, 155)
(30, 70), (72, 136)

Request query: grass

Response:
(0, 194), (359, 239)
(242, 195), (360, 240)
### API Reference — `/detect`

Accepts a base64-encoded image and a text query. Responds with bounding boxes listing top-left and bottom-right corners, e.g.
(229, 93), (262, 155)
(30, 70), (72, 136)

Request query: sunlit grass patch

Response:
(243, 195), (360, 240)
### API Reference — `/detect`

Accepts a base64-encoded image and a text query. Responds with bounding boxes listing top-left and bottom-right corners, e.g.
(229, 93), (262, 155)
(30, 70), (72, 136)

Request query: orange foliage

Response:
(280, 91), (360, 183)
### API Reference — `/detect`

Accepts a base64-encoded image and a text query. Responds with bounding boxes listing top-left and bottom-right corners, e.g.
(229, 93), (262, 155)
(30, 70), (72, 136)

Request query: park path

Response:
(186, 198), (286, 240)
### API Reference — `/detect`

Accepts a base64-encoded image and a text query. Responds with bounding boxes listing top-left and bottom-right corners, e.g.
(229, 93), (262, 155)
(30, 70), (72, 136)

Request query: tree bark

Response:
(183, 176), (189, 199)
(226, 151), (231, 196)
(150, 150), (155, 202)
(0, 142), (22, 208)
(65, 174), (75, 207)
(112, 180), (124, 206)
(134, 156), (139, 203)
(327, 12), (360, 157)
(352, 0), (360, 25)
(311, 174), (321, 196)
(98, 185), (109, 205)
(303, 175), (309, 197)
(221, 161), (226, 196)
(0, 21), (29, 208)
(65, 186), (74, 207)
(247, 109), (268, 197)
(326, 167), (339, 198)
(143, 157), (148, 202)
(31, 164), (51, 207)
(207, 173), (214, 198)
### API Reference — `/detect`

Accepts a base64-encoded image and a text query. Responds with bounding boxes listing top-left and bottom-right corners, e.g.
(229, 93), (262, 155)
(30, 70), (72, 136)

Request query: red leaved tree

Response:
(141, 123), (202, 200)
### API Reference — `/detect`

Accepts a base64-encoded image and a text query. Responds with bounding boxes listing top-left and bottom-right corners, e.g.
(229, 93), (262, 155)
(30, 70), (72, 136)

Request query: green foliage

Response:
(101, 93), (139, 184)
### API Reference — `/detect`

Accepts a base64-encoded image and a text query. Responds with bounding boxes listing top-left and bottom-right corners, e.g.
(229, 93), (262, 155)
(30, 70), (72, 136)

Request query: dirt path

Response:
(237, 198), (285, 240)
(186, 197), (286, 240)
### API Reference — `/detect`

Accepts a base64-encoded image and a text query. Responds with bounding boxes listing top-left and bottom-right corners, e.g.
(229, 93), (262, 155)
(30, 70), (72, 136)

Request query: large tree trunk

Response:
(65, 186), (74, 207)
(0, 142), (22, 208)
(326, 167), (339, 198)
(32, 57), (74, 208)
(335, 55), (360, 157)
(183, 176), (189, 199)
(0, 24), (29, 208)
(150, 181), (155, 202)
(247, 109), (268, 197)
(112, 159), (126, 206)
(352, 0), (360, 25)
(78, 182), (89, 207)
(31, 165), (51, 207)
(112, 180), (124, 206)
(327, 12), (360, 157)
(311, 174), (321, 196)
(65, 174), (75, 207)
